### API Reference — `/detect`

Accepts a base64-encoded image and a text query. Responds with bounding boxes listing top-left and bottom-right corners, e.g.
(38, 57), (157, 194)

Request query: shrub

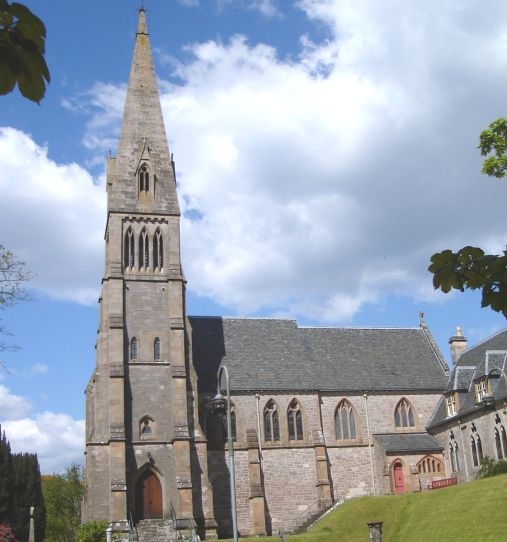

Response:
(0, 524), (17, 542)
(477, 456), (507, 479)
(75, 520), (109, 542)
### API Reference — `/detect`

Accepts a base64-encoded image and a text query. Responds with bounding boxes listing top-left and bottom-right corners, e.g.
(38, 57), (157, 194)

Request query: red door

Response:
(136, 470), (162, 519)
(393, 461), (405, 493)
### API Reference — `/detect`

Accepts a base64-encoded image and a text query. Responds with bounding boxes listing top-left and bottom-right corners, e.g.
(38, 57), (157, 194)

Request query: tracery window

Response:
(139, 163), (150, 192)
(264, 399), (280, 442)
(477, 435), (484, 464)
(222, 404), (237, 442)
(495, 428), (503, 459)
(153, 229), (163, 270)
(139, 228), (149, 269)
(335, 399), (357, 440)
(471, 436), (479, 467)
(502, 426), (507, 458)
(154, 337), (161, 361)
(394, 398), (415, 428)
(130, 337), (138, 361)
(288, 399), (304, 441)
(124, 227), (135, 270)
(450, 443), (456, 472)
(417, 455), (442, 474)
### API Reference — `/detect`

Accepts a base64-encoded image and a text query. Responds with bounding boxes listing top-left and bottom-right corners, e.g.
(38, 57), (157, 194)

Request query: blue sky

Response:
(1, 0), (506, 473)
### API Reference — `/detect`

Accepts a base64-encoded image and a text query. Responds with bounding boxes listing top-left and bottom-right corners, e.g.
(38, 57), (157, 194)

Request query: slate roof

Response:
(374, 432), (444, 453)
(189, 317), (448, 393)
(427, 328), (507, 430)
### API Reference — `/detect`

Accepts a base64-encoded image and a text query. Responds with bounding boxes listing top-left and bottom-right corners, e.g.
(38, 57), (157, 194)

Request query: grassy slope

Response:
(232, 475), (506, 542)
(285, 474), (507, 542)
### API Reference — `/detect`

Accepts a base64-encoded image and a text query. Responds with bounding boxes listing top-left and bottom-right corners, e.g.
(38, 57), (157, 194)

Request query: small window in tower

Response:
(139, 164), (150, 192)
(124, 227), (135, 271)
(130, 337), (138, 361)
(139, 228), (149, 269)
(153, 229), (163, 270)
(154, 337), (161, 361)
(139, 416), (154, 438)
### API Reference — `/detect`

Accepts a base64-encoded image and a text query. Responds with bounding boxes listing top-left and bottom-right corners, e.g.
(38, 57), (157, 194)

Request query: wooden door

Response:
(393, 461), (405, 493)
(136, 470), (162, 519)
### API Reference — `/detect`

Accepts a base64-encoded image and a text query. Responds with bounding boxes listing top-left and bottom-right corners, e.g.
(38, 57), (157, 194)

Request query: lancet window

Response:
(139, 163), (150, 192)
(154, 337), (161, 361)
(153, 229), (163, 270)
(417, 455), (442, 474)
(264, 399), (280, 442)
(288, 399), (303, 441)
(335, 399), (357, 440)
(124, 227), (135, 270)
(222, 404), (237, 442)
(139, 228), (149, 269)
(130, 337), (138, 361)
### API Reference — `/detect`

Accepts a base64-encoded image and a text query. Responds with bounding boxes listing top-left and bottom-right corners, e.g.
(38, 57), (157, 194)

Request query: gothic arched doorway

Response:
(135, 469), (163, 519)
(392, 460), (405, 493)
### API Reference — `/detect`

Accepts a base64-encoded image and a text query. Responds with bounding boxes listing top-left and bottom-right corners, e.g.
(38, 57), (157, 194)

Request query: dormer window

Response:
(139, 163), (150, 192)
(445, 393), (457, 417)
(474, 377), (488, 403)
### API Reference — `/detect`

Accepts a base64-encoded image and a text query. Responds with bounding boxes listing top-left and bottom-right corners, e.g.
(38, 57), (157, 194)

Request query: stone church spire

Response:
(108, 7), (179, 215)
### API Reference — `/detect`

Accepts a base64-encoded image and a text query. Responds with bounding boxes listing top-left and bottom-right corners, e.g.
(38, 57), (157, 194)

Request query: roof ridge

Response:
(459, 327), (507, 358)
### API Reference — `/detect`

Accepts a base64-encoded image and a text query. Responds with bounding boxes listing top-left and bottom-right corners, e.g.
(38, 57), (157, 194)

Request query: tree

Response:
(75, 521), (109, 542)
(429, 118), (507, 317)
(42, 464), (85, 542)
(0, 427), (45, 542)
(0, 244), (32, 364)
(0, 0), (50, 103)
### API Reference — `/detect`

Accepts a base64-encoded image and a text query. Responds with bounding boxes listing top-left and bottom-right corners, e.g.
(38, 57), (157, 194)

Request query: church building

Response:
(84, 10), (495, 539)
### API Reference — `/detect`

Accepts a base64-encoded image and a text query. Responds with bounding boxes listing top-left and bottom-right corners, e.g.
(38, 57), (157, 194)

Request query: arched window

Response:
(264, 400), (280, 442)
(124, 227), (135, 270)
(153, 337), (160, 361)
(288, 399), (303, 441)
(502, 426), (507, 457)
(495, 428), (503, 459)
(417, 455), (442, 474)
(450, 444), (456, 472)
(140, 416), (154, 436)
(130, 337), (138, 361)
(395, 398), (415, 428)
(477, 435), (484, 464)
(454, 442), (460, 471)
(139, 163), (150, 192)
(335, 399), (357, 440)
(471, 437), (478, 467)
(153, 229), (163, 270)
(139, 228), (149, 269)
(222, 404), (237, 442)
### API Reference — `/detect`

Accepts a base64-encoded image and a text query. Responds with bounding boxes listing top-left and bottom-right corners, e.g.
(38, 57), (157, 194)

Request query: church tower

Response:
(84, 10), (215, 535)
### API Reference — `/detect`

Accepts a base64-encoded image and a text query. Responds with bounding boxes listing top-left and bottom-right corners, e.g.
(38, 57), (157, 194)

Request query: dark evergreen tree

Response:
(0, 426), (13, 526)
(11, 453), (45, 542)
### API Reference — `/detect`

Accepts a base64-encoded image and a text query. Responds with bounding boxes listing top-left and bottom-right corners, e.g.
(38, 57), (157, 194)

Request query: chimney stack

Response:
(449, 326), (467, 364)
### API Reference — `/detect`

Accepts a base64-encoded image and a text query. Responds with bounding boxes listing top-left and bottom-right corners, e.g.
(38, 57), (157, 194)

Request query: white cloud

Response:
(0, 384), (31, 418)
(0, 127), (105, 305)
(2, 412), (84, 473)
(4, 1), (507, 322)
(249, 0), (280, 18)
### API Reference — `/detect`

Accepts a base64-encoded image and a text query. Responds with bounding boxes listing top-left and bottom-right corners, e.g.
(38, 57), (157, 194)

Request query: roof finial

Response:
(419, 310), (425, 324)
(456, 326), (462, 337)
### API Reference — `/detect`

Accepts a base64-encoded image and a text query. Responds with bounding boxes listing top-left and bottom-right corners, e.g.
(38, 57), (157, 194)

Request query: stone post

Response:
(367, 521), (383, 542)
(28, 507), (34, 542)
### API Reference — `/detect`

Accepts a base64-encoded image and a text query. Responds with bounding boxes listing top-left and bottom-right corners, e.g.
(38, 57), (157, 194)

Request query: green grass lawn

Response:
(235, 474), (507, 542)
